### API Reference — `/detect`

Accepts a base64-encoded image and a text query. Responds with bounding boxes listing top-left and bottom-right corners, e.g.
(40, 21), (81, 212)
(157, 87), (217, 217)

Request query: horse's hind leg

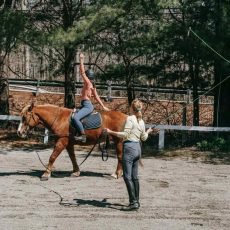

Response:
(41, 139), (66, 181)
(112, 139), (123, 179)
(66, 143), (80, 177)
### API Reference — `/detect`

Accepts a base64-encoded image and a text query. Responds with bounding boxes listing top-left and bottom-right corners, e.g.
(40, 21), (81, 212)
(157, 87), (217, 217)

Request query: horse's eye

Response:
(22, 116), (26, 122)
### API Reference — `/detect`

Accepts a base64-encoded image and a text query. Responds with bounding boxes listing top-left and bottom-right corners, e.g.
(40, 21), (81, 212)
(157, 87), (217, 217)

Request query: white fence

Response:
(0, 115), (48, 144)
(146, 124), (230, 150)
(1, 115), (230, 149)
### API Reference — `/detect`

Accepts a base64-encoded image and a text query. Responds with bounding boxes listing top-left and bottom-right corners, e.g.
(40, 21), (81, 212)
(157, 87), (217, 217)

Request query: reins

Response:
(79, 131), (109, 166)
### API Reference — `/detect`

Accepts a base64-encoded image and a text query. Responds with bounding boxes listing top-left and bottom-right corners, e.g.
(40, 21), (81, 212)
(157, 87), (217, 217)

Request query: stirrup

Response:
(74, 134), (87, 143)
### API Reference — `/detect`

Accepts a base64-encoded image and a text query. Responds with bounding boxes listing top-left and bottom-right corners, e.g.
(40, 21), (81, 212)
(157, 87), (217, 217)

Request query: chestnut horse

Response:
(17, 103), (127, 181)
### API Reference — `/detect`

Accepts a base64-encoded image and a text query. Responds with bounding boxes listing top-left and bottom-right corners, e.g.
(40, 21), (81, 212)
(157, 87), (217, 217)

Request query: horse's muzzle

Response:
(17, 130), (27, 138)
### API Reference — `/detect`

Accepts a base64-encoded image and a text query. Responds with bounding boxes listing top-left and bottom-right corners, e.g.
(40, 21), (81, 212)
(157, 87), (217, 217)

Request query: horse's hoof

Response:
(40, 176), (49, 181)
(40, 173), (50, 181)
(110, 173), (118, 179)
(71, 171), (81, 177)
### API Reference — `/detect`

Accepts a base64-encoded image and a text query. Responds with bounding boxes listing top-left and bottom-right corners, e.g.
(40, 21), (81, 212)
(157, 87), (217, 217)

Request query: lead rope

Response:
(34, 132), (106, 207)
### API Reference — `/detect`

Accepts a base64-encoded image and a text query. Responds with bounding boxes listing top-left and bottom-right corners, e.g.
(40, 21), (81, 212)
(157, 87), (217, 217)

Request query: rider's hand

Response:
(103, 106), (111, 112)
(79, 53), (84, 60)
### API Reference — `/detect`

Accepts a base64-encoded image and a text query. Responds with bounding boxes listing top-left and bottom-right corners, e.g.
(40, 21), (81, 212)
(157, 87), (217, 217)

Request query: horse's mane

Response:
(21, 104), (31, 114)
(21, 103), (70, 114)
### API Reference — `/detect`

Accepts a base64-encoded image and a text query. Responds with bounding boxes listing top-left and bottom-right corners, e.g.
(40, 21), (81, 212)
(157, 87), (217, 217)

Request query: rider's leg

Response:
(73, 100), (93, 141)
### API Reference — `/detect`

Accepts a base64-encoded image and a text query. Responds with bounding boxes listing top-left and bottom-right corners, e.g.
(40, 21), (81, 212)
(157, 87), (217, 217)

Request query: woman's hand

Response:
(146, 127), (153, 134)
(147, 127), (160, 134)
(103, 128), (111, 134)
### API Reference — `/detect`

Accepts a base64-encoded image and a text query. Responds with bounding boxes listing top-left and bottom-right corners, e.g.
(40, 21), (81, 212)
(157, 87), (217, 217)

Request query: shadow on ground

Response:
(0, 169), (112, 179)
(60, 198), (125, 211)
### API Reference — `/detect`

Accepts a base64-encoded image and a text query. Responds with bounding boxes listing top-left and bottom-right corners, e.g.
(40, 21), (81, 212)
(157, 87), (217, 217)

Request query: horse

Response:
(17, 103), (127, 181)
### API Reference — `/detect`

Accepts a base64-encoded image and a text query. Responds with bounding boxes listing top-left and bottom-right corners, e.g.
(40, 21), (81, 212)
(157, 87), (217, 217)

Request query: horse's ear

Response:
(28, 101), (34, 112)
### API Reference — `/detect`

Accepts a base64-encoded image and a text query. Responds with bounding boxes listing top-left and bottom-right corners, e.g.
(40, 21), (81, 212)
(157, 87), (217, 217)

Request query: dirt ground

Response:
(0, 142), (230, 230)
(0, 90), (227, 229)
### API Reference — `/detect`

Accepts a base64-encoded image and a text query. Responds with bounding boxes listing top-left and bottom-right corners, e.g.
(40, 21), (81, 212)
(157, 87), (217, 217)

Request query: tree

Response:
(0, 5), (26, 114)
(213, 0), (230, 126)
(152, 0), (216, 125)
(89, 0), (159, 105)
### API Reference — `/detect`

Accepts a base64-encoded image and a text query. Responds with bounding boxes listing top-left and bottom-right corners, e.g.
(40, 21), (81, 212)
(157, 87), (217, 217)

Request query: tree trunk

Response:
(213, 60), (222, 126)
(62, 2), (76, 108)
(0, 55), (9, 115)
(189, 58), (199, 126)
(64, 47), (76, 108)
(213, 0), (222, 127)
(218, 78), (230, 126)
(126, 84), (133, 106)
(0, 77), (9, 115)
(193, 60), (200, 126)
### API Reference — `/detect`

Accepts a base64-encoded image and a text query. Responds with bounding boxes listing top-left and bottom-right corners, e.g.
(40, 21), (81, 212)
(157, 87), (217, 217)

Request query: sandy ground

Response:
(0, 145), (230, 230)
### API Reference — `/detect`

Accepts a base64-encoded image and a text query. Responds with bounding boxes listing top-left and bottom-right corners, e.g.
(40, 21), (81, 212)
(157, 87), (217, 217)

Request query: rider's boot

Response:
(74, 133), (87, 143)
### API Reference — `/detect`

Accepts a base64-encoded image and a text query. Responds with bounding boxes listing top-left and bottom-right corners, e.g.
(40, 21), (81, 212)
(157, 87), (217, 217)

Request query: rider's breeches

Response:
(122, 141), (141, 181)
(73, 100), (94, 133)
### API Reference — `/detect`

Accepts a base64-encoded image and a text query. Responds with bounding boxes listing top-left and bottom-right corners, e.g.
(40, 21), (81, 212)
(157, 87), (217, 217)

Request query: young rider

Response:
(73, 53), (110, 142)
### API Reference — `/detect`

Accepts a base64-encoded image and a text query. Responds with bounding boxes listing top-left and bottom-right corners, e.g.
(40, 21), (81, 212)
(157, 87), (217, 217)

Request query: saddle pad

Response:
(81, 112), (102, 130)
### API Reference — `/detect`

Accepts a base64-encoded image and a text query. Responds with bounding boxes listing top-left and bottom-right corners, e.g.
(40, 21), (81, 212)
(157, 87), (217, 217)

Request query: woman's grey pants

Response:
(122, 141), (141, 181)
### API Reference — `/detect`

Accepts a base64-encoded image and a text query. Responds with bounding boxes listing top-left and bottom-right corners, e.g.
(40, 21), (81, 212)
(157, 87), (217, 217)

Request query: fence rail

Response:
(1, 115), (229, 149)
(8, 78), (214, 104)
(146, 124), (230, 150)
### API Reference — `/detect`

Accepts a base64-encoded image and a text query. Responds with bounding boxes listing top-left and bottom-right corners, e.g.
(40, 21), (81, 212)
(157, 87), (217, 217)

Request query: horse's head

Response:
(17, 103), (40, 138)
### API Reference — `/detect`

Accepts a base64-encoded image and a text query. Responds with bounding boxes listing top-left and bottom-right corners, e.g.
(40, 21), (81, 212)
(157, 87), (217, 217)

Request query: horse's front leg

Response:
(66, 143), (80, 177)
(41, 138), (66, 181)
(111, 139), (123, 179)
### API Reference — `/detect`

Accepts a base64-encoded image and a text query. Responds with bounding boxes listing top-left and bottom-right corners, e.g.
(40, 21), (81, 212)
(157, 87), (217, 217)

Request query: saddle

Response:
(71, 111), (102, 131)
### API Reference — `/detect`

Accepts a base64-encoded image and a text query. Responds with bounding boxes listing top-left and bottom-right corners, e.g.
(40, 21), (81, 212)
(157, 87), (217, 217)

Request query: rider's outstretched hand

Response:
(79, 53), (84, 60)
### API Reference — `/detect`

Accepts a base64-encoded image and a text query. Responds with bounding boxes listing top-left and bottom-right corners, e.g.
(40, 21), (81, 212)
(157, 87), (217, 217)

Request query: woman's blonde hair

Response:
(131, 99), (143, 121)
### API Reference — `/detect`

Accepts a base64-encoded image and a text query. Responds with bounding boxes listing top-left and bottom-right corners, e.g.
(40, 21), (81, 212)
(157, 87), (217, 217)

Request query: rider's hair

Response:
(131, 99), (143, 121)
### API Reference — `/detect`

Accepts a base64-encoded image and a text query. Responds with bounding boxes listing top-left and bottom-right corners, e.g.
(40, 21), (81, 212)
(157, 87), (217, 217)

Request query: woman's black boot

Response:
(123, 179), (139, 211)
(133, 179), (140, 208)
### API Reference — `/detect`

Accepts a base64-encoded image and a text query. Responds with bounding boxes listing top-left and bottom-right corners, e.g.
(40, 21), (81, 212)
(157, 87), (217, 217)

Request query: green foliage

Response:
(197, 137), (230, 152)
(0, 10), (26, 56)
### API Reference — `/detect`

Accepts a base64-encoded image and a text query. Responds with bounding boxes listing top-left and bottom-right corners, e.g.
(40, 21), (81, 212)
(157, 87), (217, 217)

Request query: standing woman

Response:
(105, 99), (152, 211)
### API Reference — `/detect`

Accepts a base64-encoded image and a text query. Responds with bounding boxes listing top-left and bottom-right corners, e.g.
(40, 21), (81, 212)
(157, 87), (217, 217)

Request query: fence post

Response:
(44, 128), (49, 144)
(158, 129), (165, 150)
(106, 80), (112, 102)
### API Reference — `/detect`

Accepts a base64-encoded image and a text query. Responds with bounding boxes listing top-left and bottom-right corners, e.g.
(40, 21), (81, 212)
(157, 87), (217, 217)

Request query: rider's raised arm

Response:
(92, 87), (110, 111)
(79, 53), (91, 84)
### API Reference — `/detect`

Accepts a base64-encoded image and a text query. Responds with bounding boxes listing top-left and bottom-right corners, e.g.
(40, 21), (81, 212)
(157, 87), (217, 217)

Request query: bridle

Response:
(20, 110), (39, 136)
(22, 107), (61, 136)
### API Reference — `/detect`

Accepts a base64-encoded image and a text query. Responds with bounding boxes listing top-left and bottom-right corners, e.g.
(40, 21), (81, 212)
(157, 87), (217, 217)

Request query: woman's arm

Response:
(92, 87), (110, 111)
(104, 117), (132, 138)
(140, 123), (153, 141)
(79, 53), (91, 84)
